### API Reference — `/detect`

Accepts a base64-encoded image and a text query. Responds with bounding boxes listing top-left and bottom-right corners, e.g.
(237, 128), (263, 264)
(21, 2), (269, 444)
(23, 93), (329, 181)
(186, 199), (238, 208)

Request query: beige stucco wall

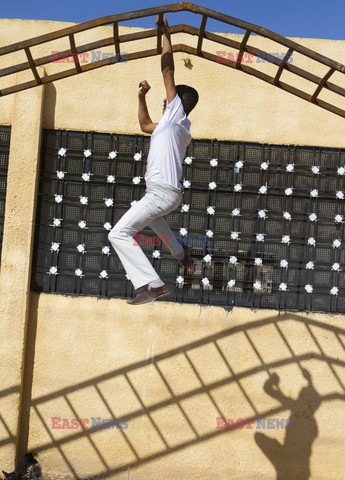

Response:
(0, 17), (345, 480)
(25, 296), (345, 480)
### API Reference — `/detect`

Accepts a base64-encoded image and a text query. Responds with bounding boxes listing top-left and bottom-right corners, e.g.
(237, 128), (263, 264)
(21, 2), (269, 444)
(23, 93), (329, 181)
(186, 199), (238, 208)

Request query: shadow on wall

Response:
(255, 369), (321, 480)
(3, 299), (344, 479)
(42, 82), (57, 128)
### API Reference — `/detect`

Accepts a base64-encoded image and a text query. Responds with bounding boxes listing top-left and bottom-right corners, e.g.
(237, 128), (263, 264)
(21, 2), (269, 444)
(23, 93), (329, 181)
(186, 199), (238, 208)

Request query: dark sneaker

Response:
(179, 245), (194, 268)
(127, 284), (170, 305)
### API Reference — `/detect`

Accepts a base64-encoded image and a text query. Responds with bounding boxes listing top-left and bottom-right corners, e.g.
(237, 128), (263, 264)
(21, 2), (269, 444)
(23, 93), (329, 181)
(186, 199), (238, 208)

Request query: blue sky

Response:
(1, 0), (345, 40)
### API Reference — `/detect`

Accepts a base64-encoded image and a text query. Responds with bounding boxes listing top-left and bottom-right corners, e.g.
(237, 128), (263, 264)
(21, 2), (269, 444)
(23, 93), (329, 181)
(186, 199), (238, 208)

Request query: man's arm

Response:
(138, 80), (158, 134)
(156, 15), (176, 103)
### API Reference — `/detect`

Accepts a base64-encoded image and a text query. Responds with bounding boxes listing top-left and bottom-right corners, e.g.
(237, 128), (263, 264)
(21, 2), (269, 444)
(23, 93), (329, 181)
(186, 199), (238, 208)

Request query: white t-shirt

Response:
(145, 94), (191, 190)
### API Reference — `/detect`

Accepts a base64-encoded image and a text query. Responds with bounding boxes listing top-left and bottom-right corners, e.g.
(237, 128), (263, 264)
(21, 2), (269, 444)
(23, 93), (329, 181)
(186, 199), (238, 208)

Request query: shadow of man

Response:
(255, 368), (321, 480)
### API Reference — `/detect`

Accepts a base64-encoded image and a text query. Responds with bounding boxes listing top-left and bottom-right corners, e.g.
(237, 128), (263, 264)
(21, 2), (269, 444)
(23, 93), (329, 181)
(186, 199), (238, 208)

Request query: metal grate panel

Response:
(0, 126), (11, 264)
(31, 129), (345, 313)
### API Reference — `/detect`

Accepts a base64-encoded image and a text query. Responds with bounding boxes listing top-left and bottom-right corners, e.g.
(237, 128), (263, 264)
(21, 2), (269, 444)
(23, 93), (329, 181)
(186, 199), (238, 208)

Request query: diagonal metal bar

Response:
(0, 2), (345, 120)
(113, 21), (120, 56)
(311, 67), (336, 103)
(24, 47), (42, 85)
(196, 14), (207, 55)
(68, 34), (82, 73)
(274, 47), (294, 85)
(156, 13), (164, 54)
(235, 29), (251, 70)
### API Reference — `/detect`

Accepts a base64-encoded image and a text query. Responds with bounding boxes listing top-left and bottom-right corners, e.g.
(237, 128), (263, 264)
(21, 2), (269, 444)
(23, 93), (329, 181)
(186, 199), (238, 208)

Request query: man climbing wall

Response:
(108, 15), (199, 305)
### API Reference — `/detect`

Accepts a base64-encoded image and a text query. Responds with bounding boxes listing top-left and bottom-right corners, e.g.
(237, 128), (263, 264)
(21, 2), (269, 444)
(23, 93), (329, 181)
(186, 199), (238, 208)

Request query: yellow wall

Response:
(0, 18), (345, 480)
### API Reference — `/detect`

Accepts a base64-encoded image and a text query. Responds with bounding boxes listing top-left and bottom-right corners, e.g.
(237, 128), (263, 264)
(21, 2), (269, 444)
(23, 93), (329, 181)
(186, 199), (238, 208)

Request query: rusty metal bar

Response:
(235, 29), (251, 70)
(68, 34), (82, 73)
(274, 47), (294, 85)
(1, 2), (345, 121)
(311, 67), (336, 103)
(196, 15), (207, 55)
(113, 22), (120, 56)
(156, 13), (164, 54)
(24, 47), (42, 85)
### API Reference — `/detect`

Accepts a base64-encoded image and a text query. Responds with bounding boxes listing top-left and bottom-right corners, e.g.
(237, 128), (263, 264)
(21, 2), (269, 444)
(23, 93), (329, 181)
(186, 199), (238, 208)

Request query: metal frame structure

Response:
(1, 2), (345, 119)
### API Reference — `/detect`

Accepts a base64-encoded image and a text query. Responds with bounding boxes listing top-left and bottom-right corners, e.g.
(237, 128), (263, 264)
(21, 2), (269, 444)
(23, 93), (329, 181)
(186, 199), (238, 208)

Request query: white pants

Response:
(108, 181), (185, 290)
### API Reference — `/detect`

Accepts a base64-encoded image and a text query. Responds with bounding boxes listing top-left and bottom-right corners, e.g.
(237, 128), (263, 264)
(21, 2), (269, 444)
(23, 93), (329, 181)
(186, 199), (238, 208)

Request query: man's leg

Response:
(108, 189), (181, 291)
(147, 216), (185, 260)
